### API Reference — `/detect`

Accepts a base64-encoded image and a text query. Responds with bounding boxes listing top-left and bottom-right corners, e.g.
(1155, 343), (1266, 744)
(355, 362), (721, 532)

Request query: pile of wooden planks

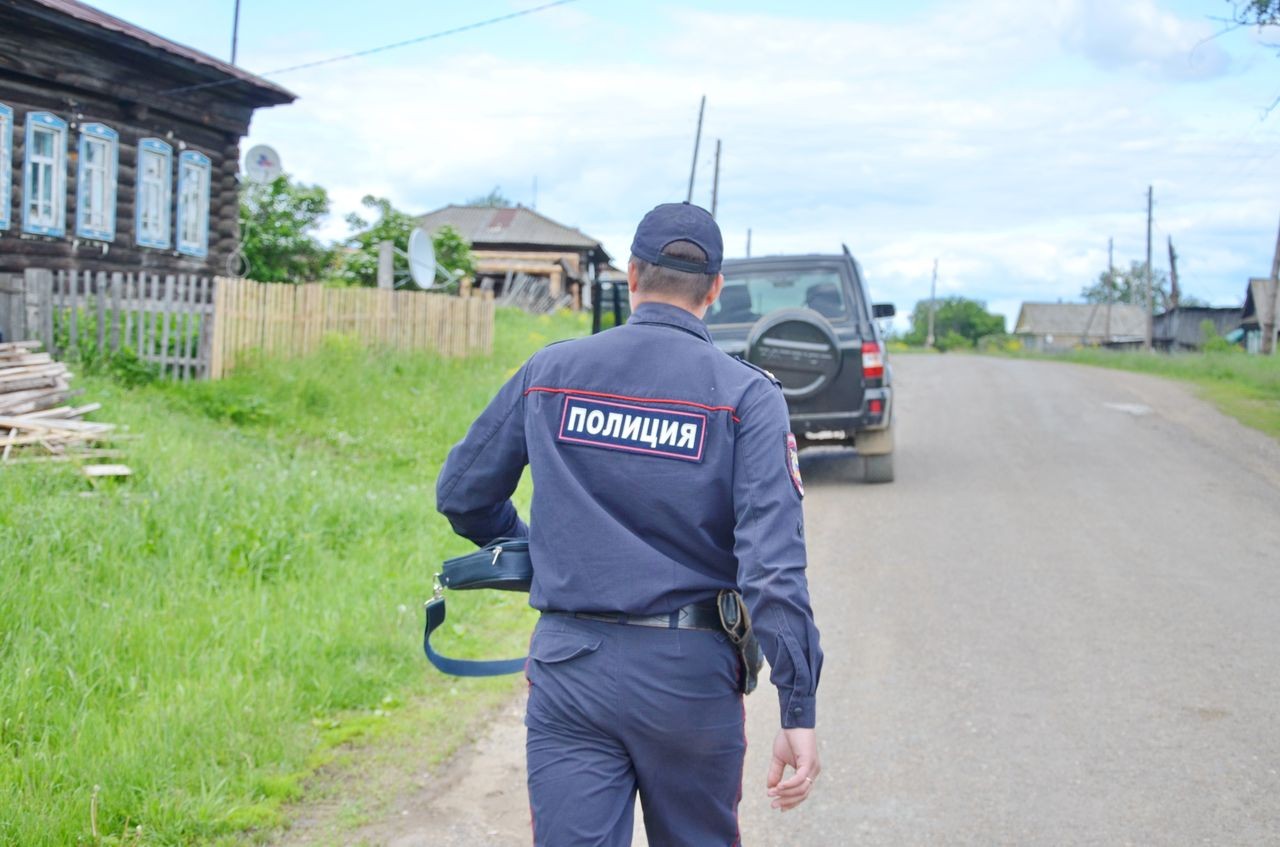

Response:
(0, 341), (130, 475)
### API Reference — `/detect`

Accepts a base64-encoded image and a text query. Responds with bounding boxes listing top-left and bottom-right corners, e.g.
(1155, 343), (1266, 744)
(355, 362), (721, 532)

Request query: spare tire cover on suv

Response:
(745, 308), (842, 400)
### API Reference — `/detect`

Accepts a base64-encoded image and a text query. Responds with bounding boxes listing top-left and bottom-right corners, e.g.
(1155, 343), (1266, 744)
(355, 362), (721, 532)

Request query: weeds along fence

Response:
(210, 278), (494, 378)
(0, 270), (496, 380)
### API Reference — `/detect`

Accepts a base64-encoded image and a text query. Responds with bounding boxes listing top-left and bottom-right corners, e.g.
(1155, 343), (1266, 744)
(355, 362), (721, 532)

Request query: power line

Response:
(162, 0), (581, 95)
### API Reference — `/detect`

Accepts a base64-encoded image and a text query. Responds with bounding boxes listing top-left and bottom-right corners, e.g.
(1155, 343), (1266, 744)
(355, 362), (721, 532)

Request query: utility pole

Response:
(685, 95), (706, 204)
(1265, 213), (1280, 355)
(377, 240), (394, 290)
(1152, 188), (1162, 353)
(1167, 236), (1180, 309)
(926, 259), (938, 348)
(231, 0), (241, 64)
(1105, 237), (1113, 341)
(746, 228), (752, 258)
(710, 139), (721, 219)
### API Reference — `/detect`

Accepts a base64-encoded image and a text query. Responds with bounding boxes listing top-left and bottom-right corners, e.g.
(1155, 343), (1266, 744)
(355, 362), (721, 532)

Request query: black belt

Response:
(547, 601), (721, 631)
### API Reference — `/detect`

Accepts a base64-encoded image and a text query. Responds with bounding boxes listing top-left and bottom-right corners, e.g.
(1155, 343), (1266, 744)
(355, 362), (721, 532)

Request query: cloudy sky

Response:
(95, 0), (1280, 327)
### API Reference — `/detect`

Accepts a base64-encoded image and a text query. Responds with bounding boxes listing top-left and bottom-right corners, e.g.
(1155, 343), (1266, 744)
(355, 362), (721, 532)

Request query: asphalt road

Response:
(328, 355), (1280, 846)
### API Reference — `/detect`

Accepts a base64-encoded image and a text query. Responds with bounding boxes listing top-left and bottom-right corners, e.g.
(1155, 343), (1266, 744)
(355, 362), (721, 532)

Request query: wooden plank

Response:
(82, 464), (132, 478)
(36, 270), (55, 355)
(134, 274), (145, 358)
(159, 275), (175, 377)
(209, 278), (223, 379)
(93, 270), (107, 353)
(64, 272), (78, 355)
(0, 416), (113, 433)
(196, 276), (211, 379)
(49, 271), (62, 358)
(121, 273), (132, 353)
(239, 276), (249, 370)
(109, 272), (123, 354)
(217, 276), (233, 378)
(183, 275), (196, 380)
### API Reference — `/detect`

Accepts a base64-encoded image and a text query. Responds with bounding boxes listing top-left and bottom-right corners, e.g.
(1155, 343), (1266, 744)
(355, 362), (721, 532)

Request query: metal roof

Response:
(1014, 302), (1149, 339)
(417, 205), (607, 256)
(14, 0), (296, 104)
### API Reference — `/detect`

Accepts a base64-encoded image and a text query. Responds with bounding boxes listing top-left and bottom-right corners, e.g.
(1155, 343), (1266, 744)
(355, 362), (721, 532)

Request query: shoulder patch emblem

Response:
(558, 395), (706, 462)
(786, 433), (804, 497)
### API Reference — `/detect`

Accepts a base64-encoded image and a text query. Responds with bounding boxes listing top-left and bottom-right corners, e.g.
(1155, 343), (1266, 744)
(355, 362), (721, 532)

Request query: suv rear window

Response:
(706, 268), (848, 325)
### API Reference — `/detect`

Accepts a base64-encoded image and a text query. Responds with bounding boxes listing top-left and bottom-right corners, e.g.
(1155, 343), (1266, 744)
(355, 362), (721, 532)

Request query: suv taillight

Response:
(862, 341), (884, 380)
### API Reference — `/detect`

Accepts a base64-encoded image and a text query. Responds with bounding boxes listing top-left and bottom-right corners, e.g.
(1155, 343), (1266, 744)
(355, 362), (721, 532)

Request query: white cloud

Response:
(246, 0), (1277, 320)
(1051, 0), (1231, 79)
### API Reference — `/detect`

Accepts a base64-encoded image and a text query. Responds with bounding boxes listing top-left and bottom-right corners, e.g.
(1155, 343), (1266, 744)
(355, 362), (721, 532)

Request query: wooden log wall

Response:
(0, 7), (286, 281)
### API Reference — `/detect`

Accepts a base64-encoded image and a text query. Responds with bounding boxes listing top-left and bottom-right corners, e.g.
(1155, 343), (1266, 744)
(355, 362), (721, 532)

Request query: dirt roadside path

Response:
(274, 355), (1280, 846)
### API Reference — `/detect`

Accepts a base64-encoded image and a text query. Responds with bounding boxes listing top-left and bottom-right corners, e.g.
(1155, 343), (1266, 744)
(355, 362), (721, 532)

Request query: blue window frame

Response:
(176, 150), (211, 258)
(76, 123), (118, 242)
(0, 103), (12, 231)
(136, 138), (172, 249)
(22, 111), (67, 237)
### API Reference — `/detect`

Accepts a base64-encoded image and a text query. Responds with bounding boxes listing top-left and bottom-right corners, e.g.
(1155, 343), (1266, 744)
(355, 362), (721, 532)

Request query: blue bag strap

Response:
(423, 596), (527, 677)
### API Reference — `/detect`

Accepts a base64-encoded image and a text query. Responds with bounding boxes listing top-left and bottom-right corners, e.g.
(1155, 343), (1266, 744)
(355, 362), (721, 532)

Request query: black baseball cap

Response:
(630, 202), (724, 275)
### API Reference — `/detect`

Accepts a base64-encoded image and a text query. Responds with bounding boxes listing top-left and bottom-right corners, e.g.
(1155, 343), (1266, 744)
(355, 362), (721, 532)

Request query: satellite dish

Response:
(408, 228), (438, 289)
(244, 145), (283, 183)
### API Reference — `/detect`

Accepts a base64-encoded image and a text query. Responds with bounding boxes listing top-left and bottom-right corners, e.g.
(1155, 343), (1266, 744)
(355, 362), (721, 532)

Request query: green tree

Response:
(238, 175), (333, 282)
(903, 297), (1005, 348)
(431, 225), (476, 288)
(465, 186), (514, 207)
(339, 195), (475, 288)
(1228, 1), (1280, 26)
(1081, 261), (1171, 313)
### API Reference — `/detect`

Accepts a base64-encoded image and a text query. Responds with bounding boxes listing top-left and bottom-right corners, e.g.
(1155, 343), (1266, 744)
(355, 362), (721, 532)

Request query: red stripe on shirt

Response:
(524, 386), (741, 423)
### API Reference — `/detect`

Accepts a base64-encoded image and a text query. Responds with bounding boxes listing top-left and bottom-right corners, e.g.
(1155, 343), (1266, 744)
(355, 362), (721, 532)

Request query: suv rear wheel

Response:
(745, 309), (842, 401)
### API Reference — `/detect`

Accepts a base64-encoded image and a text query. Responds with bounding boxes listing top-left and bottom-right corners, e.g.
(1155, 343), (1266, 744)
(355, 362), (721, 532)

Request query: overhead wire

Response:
(161, 0), (582, 95)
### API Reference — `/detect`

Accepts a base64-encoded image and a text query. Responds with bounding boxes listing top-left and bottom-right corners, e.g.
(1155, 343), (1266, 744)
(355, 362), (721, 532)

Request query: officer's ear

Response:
(703, 274), (725, 308)
(627, 259), (641, 294)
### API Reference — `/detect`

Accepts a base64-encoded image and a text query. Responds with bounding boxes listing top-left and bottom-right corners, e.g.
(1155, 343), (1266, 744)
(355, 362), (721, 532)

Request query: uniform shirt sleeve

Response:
(435, 362), (531, 546)
(732, 380), (824, 729)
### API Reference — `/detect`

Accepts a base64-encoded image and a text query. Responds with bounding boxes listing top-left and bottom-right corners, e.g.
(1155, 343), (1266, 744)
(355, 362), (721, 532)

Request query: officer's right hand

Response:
(766, 727), (821, 811)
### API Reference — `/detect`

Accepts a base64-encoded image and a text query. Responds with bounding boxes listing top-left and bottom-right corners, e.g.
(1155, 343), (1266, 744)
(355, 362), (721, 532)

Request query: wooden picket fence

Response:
(210, 278), (494, 378)
(6, 269), (216, 379)
(0, 269), (496, 381)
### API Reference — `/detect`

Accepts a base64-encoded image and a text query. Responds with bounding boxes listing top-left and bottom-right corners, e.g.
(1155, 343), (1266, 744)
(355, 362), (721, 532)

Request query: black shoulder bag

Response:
(422, 538), (533, 677)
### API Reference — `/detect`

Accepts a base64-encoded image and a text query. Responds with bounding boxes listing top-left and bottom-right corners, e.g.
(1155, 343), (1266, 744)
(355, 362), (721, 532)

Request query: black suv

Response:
(591, 246), (896, 482)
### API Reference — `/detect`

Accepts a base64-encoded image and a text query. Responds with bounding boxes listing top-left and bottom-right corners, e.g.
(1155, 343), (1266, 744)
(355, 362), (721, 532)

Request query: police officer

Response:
(437, 201), (823, 846)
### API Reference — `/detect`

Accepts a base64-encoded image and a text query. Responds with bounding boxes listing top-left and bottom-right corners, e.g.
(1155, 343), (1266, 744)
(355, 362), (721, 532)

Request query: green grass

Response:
(1007, 348), (1280, 439)
(0, 308), (589, 846)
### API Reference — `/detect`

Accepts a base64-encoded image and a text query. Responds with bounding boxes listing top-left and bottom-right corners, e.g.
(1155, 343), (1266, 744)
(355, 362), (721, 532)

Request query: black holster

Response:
(717, 590), (763, 695)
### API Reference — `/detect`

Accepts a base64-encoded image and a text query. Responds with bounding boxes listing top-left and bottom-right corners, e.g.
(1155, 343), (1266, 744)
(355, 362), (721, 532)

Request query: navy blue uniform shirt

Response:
(436, 301), (823, 728)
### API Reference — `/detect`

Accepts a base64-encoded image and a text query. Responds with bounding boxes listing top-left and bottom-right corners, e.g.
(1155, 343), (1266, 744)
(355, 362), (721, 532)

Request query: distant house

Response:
(1013, 302), (1148, 352)
(1151, 306), (1241, 351)
(416, 205), (611, 308)
(1241, 278), (1279, 354)
(0, 0), (295, 281)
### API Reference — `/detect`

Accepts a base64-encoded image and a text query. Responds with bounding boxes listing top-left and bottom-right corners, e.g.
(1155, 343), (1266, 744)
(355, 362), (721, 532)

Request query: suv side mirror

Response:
(872, 303), (896, 319)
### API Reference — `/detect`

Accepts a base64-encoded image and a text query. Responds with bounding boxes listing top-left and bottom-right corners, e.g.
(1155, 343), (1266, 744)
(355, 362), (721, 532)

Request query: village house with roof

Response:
(0, 0), (294, 340)
(416, 204), (612, 310)
(1013, 302), (1150, 352)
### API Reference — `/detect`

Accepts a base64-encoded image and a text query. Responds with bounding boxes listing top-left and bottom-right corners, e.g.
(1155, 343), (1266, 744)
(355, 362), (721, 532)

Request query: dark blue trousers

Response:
(525, 614), (747, 846)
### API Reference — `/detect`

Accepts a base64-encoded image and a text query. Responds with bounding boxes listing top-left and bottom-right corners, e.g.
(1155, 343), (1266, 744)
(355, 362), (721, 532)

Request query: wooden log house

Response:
(0, 0), (295, 280)
(416, 205), (613, 309)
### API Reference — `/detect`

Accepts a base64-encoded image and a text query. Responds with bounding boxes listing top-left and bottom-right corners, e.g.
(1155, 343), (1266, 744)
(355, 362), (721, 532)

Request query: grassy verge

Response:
(0, 308), (588, 846)
(1001, 348), (1280, 440)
